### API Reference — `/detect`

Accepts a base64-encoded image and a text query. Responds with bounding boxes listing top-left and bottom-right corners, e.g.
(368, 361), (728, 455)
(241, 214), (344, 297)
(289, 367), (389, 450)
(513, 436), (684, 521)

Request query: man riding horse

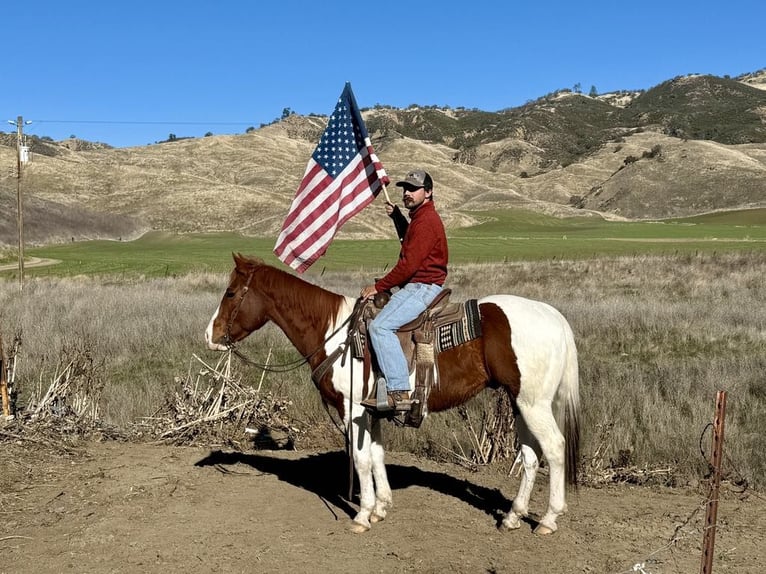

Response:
(359, 170), (448, 412)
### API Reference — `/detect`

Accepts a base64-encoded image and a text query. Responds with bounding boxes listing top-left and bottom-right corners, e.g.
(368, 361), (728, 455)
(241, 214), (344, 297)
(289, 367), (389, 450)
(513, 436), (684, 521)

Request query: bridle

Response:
(221, 267), (362, 375)
(222, 267), (255, 348)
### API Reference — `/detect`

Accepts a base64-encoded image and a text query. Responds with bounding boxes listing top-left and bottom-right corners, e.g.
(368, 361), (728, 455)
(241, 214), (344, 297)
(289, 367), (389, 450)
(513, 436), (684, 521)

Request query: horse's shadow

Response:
(195, 449), (526, 528)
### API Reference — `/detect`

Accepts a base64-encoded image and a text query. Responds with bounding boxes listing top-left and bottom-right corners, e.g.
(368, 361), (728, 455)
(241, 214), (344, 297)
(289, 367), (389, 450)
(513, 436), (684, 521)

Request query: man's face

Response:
(402, 186), (428, 210)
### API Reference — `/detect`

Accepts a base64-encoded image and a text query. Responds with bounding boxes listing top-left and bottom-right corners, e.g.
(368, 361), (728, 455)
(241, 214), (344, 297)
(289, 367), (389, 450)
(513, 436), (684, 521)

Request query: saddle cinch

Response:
(352, 289), (482, 428)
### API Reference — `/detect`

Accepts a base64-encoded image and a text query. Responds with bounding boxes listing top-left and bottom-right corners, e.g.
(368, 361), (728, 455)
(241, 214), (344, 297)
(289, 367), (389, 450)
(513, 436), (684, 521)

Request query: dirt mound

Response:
(1, 438), (764, 574)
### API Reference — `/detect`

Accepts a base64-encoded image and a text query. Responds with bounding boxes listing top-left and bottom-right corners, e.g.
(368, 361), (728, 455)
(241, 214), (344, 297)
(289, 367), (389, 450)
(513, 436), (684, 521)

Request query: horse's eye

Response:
(225, 290), (235, 298)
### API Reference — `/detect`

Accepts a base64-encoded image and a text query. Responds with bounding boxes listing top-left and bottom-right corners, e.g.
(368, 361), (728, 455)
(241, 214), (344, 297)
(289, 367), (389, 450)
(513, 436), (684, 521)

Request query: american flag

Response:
(274, 83), (389, 273)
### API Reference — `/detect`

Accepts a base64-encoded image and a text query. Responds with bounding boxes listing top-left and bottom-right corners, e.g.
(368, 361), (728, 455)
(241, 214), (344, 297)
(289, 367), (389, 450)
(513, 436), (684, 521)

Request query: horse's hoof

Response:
(370, 513), (385, 524)
(533, 524), (556, 535)
(500, 514), (522, 531)
(350, 521), (370, 533)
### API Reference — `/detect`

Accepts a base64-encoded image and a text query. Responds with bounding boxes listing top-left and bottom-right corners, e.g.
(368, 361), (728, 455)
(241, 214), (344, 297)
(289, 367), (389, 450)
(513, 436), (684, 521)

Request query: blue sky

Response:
(3, 0), (763, 148)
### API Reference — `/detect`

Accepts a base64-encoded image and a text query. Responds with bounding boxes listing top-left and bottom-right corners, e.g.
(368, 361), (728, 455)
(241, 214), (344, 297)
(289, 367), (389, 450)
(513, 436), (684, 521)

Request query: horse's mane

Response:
(236, 254), (346, 330)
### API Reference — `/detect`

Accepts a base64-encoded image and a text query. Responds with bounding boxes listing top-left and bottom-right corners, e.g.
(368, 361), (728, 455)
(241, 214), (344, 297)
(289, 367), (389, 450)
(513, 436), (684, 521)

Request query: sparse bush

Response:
(569, 195), (584, 208)
(642, 144), (662, 159)
(0, 245), (15, 263)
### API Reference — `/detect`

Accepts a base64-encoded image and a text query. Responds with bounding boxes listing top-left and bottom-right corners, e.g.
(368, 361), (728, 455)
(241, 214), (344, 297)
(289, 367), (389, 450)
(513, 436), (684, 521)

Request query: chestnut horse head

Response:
(206, 253), (347, 355)
(206, 253), (581, 536)
(205, 253), (271, 350)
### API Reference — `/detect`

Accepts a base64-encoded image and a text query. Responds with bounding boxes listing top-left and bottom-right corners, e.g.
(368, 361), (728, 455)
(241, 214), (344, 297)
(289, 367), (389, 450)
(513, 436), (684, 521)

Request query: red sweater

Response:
(375, 201), (448, 291)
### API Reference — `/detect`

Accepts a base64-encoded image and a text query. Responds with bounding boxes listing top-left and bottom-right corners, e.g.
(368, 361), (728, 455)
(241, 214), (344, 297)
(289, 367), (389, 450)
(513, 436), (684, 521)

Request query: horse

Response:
(205, 253), (580, 535)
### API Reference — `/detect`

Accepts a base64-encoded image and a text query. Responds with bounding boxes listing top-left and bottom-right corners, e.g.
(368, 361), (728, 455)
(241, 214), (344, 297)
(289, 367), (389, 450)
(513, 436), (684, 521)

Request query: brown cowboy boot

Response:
(361, 391), (412, 411)
(361, 381), (412, 412)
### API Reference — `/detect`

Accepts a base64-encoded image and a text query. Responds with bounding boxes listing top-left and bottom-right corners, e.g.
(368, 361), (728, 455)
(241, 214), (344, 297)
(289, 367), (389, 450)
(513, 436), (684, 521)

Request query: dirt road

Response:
(1, 440), (764, 574)
(0, 258), (60, 272)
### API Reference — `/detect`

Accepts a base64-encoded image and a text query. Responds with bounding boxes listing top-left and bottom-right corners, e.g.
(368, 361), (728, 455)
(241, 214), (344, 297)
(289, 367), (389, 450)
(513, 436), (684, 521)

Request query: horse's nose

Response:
(205, 333), (228, 352)
(207, 341), (228, 352)
(205, 315), (228, 351)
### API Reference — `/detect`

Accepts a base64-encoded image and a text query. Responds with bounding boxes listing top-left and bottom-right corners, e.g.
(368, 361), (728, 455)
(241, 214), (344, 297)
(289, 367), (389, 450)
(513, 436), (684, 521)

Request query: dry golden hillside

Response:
(1, 71), (765, 245)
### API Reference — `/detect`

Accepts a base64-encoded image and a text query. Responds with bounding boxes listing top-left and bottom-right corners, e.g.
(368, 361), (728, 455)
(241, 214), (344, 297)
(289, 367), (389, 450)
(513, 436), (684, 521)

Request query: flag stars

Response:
(311, 88), (375, 176)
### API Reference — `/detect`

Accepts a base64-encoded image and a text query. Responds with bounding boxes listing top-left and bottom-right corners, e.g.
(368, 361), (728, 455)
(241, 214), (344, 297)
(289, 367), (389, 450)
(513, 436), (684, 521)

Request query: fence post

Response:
(700, 390), (727, 574)
(0, 333), (10, 417)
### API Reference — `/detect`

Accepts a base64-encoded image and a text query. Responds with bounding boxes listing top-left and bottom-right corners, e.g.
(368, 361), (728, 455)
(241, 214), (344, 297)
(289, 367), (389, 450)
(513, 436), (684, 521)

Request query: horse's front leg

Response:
(369, 415), (392, 523)
(348, 404), (387, 533)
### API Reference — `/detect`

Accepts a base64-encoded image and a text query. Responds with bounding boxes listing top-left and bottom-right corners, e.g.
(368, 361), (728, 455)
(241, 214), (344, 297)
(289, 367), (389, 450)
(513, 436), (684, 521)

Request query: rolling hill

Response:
(0, 69), (764, 246)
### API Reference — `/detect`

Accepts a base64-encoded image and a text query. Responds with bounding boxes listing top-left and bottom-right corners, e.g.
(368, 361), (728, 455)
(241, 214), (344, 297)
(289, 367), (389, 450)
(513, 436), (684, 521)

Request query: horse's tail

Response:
(558, 323), (581, 487)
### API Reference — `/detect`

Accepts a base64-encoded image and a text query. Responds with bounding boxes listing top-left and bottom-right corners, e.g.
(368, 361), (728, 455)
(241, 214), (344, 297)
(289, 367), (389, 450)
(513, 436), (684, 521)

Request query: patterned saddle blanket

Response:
(353, 289), (483, 427)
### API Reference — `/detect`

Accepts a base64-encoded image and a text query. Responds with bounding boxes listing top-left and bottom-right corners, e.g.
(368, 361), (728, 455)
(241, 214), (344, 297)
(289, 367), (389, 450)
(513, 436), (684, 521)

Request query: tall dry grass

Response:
(1, 252), (764, 487)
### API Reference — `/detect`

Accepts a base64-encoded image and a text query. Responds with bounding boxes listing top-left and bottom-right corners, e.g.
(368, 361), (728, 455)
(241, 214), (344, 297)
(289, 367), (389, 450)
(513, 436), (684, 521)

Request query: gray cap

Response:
(396, 169), (433, 191)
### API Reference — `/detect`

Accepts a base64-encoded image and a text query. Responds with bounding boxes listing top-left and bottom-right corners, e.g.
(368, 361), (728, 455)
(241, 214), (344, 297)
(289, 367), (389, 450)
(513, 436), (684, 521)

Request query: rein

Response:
(229, 346), (314, 373)
(227, 313), (355, 373)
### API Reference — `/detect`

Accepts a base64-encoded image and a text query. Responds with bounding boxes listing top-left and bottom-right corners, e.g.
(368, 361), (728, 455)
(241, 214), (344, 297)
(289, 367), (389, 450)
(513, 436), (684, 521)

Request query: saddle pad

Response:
(434, 299), (482, 354)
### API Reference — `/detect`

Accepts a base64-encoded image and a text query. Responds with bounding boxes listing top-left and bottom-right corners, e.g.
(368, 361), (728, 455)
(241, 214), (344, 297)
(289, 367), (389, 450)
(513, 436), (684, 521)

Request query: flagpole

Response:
(381, 183), (392, 204)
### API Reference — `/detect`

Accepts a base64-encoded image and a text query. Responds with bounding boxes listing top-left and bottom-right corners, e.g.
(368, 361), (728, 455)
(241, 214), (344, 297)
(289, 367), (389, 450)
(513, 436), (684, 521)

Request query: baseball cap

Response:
(396, 169), (433, 191)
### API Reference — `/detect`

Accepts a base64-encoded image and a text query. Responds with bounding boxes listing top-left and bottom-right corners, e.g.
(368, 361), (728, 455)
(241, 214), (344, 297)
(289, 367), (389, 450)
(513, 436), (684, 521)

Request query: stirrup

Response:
(389, 391), (413, 412)
(361, 378), (394, 412)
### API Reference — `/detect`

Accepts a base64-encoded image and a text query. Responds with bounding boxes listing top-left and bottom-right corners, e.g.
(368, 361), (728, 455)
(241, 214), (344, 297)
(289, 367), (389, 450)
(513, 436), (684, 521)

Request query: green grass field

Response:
(3, 208), (765, 278)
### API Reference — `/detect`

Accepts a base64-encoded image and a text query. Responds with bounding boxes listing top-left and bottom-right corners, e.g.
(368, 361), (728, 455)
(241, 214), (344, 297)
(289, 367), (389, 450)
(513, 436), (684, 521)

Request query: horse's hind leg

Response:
(504, 403), (567, 534)
(501, 415), (541, 531)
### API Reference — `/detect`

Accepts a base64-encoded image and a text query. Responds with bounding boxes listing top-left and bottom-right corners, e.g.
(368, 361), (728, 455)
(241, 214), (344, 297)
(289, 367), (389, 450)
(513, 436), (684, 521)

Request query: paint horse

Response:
(205, 253), (580, 534)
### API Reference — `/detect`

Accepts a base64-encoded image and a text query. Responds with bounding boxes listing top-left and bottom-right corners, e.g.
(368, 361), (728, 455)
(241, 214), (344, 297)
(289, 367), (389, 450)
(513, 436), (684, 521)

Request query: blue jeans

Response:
(368, 282), (443, 392)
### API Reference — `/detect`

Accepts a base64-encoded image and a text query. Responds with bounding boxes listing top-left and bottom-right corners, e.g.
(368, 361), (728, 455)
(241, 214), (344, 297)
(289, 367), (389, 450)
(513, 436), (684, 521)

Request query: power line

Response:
(32, 119), (257, 126)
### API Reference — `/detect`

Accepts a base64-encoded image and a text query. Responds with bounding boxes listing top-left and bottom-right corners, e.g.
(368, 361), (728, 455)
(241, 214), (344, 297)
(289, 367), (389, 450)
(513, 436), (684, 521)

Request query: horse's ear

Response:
(233, 252), (259, 273)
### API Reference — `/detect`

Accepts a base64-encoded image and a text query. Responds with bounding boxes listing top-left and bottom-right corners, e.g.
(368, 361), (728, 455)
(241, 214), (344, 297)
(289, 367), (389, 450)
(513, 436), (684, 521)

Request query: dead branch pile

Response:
(443, 392), (517, 471)
(144, 352), (299, 448)
(583, 422), (682, 486)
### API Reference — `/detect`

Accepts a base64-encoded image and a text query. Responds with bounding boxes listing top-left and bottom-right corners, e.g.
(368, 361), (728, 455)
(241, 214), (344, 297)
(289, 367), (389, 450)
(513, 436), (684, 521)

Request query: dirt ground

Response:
(1, 439), (764, 574)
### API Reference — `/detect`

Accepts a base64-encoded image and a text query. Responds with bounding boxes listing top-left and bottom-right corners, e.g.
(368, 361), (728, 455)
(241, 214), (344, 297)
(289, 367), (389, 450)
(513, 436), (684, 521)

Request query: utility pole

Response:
(7, 116), (30, 290)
